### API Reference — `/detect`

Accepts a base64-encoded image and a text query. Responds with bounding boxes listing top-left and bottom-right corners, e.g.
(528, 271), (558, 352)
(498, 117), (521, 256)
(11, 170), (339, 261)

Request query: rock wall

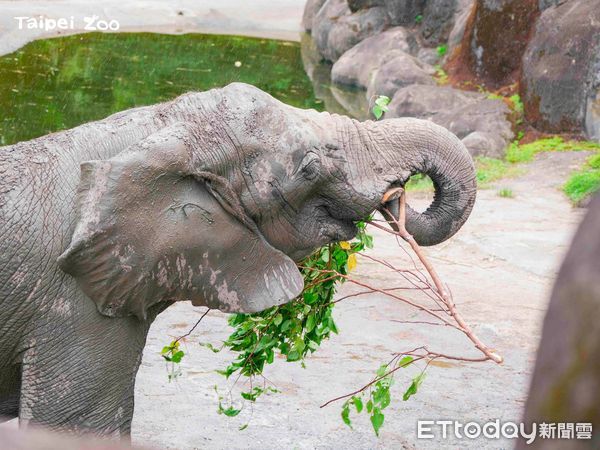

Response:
(303, 0), (515, 158)
(517, 193), (600, 449)
(303, 0), (600, 155)
(304, 0), (462, 63)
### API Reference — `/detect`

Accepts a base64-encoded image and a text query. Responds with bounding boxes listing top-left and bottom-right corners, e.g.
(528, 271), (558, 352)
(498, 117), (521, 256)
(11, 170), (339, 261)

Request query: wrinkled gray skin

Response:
(0, 83), (476, 436)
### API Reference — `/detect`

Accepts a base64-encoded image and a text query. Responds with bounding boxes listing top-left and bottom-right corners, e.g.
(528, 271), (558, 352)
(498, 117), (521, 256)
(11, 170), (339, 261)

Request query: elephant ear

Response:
(58, 124), (303, 320)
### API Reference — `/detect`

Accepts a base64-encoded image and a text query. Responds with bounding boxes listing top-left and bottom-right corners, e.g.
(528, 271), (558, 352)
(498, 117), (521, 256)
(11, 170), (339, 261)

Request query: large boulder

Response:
(302, 0), (327, 31)
(521, 0), (600, 140)
(384, 0), (427, 25)
(347, 0), (385, 12)
(517, 194), (600, 449)
(312, 0), (389, 62)
(331, 27), (412, 86)
(330, 28), (433, 92)
(386, 84), (514, 157)
(368, 53), (436, 98)
(420, 0), (458, 46)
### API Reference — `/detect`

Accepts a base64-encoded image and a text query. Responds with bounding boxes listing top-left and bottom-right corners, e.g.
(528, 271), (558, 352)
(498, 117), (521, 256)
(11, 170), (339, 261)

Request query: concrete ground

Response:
(133, 151), (589, 449)
(0, 0), (306, 55)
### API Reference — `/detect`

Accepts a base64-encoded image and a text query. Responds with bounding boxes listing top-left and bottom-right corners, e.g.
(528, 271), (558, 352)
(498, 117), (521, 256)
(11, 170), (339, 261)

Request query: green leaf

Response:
(161, 346), (172, 355)
(372, 105), (383, 119)
(374, 95), (390, 107)
(329, 317), (339, 334)
(303, 292), (318, 304)
(352, 396), (363, 413)
(239, 424), (248, 431)
(341, 402), (352, 428)
(398, 356), (414, 368)
(293, 337), (306, 353)
(266, 348), (274, 364)
(403, 372), (426, 401)
(372, 95), (390, 119)
(171, 350), (185, 363)
(305, 314), (316, 332)
(218, 403), (241, 417)
(376, 364), (388, 377)
(370, 409), (385, 436)
(273, 313), (283, 326)
(379, 389), (391, 409)
(241, 387), (264, 402)
(199, 342), (222, 353)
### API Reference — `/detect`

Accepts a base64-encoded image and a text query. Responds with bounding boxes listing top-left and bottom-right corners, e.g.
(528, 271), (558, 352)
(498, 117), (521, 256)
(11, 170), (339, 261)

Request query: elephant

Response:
(0, 82), (476, 436)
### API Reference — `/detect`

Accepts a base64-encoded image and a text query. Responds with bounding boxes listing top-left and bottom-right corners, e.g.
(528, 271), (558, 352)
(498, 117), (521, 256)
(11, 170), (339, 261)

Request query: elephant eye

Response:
(300, 154), (321, 181)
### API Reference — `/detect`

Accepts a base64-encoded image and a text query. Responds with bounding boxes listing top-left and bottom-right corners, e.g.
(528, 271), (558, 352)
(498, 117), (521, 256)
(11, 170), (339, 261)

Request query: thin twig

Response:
(175, 308), (211, 344)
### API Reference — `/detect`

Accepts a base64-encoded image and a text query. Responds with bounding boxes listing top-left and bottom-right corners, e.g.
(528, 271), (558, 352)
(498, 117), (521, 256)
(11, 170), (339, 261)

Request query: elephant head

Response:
(58, 83), (476, 320)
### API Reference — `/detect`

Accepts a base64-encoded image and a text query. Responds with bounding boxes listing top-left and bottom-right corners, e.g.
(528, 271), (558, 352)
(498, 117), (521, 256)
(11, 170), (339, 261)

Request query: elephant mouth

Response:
(320, 205), (358, 241)
(281, 205), (358, 261)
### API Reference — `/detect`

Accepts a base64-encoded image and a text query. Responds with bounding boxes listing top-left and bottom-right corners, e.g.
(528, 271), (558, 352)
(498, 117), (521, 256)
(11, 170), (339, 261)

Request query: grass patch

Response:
(563, 152), (600, 205)
(406, 174), (433, 192)
(497, 188), (514, 198)
(405, 157), (522, 192)
(406, 137), (599, 202)
(475, 157), (522, 187)
(506, 137), (600, 163)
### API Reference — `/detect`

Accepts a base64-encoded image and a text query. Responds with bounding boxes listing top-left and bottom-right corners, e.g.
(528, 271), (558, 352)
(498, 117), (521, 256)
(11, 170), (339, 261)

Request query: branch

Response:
(378, 190), (503, 364)
(320, 189), (503, 408)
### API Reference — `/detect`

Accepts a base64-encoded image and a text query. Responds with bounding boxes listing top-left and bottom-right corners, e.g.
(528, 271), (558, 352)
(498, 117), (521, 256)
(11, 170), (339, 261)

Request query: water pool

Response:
(0, 32), (325, 145)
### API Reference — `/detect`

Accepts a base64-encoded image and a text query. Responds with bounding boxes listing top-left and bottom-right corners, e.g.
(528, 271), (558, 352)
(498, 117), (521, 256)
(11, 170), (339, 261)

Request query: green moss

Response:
(509, 94), (524, 115)
(563, 153), (600, 204)
(506, 137), (600, 163)
(433, 65), (449, 86)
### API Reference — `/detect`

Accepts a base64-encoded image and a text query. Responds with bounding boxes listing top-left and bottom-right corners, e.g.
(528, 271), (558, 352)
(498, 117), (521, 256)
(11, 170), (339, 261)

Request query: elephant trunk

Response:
(359, 118), (477, 246)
